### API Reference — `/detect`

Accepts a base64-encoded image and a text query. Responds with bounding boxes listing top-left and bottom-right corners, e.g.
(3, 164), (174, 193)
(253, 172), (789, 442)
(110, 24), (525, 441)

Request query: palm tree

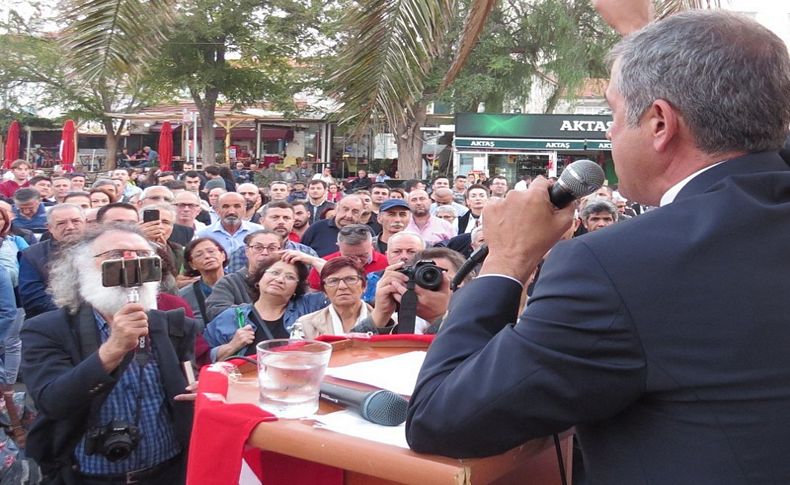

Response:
(329, 0), (719, 179)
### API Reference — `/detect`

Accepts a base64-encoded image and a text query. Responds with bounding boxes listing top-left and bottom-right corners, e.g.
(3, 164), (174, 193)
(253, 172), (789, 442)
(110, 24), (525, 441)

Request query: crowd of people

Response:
(4, 1), (789, 482)
(0, 152), (638, 481)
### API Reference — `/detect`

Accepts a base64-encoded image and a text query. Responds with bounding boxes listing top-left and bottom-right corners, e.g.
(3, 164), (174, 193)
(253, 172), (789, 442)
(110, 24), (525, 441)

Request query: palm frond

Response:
(655, 0), (720, 19)
(61, 0), (178, 83)
(329, 0), (454, 134)
(440, 0), (496, 91)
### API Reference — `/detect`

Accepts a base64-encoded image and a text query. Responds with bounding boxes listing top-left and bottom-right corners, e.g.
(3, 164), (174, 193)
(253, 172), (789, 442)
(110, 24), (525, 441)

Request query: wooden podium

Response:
(226, 338), (573, 485)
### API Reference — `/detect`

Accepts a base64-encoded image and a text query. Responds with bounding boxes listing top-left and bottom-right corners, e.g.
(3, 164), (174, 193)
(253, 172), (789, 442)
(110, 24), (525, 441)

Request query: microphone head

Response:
(557, 159), (605, 198)
(360, 390), (409, 426)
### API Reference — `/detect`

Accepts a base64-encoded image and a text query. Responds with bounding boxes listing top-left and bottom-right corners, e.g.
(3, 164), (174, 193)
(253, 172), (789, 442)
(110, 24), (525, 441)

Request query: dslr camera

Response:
(398, 260), (445, 291)
(84, 420), (140, 462)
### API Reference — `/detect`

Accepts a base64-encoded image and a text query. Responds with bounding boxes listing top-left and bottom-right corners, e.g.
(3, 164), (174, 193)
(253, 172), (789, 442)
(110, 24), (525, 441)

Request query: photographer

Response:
(21, 224), (197, 484)
(359, 247), (468, 334)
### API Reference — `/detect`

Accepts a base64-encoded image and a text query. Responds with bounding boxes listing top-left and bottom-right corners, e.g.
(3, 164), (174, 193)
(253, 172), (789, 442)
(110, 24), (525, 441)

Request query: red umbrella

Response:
(159, 121), (173, 171)
(3, 121), (20, 169)
(60, 119), (76, 172)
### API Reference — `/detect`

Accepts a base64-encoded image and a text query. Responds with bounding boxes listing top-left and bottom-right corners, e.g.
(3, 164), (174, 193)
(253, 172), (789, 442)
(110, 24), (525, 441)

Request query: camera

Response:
(398, 260), (445, 291)
(84, 420), (140, 462)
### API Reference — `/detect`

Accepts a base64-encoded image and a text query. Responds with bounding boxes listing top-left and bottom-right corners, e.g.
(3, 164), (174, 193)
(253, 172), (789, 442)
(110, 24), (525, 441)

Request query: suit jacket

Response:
(407, 152), (790, 484)
(18, 238), (58, 318)
(21, 304), (197, 483)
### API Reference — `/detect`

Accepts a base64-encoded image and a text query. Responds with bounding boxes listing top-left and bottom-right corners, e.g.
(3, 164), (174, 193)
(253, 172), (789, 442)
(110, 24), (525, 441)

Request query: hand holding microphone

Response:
(453, 160), (605, 288)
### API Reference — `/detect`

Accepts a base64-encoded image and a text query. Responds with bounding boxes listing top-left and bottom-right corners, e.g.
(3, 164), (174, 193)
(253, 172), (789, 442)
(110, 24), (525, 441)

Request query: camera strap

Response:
(398, 280), (417, 334)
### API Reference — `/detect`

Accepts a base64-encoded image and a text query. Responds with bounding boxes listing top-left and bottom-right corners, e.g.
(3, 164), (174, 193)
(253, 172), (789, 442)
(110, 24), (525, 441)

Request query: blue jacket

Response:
(19, 239), (59, 318)
(0, 267), (15, 341)
(11, 204), (47, 234)
(204, 292), (329, 362)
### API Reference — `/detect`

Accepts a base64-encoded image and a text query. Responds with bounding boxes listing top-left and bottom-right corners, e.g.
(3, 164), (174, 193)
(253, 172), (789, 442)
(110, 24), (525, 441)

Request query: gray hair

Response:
(139, 203), (175, 218)
(141, 185), (174, 201)
(388, 231), (426, 249)
(435, 205), (456, 217)
(608, 10), (790, 153)
(92, 178), (116, 190)
(47, 203), (85, 224)
(336, 224), (373, 245)
(580, 198), (617, 220)
(48, 224), (152, 314)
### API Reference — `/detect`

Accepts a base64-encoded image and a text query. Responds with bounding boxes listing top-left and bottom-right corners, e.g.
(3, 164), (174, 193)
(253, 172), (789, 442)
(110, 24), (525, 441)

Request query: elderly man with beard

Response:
(21, 224), (196, 484)
(197, 192), (263, 267)
(405, 189), (454, 245)
(301, 195), (365, 257)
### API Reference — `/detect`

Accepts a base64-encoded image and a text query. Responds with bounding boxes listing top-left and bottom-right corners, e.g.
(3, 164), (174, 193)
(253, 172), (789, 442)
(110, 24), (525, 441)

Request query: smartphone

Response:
(143, 208), (160, 223)
(102, 256), (162, 287)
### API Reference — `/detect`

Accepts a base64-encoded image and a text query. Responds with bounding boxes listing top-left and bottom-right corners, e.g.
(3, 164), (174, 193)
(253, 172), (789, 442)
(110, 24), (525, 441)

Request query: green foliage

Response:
(155, 0), (321, 113)
(328, 0), (454, 134)
(444, 0), (618, 113)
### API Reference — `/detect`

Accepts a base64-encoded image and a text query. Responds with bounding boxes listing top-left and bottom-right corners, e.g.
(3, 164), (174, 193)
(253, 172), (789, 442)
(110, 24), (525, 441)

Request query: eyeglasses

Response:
(93, 249), (157, 259)
(248, 244), (280, 253)
(339, 226), (371, 236)
(174, 203), (199, 209)
(264, 270), (299, 282)
(323, 275), (362, 287)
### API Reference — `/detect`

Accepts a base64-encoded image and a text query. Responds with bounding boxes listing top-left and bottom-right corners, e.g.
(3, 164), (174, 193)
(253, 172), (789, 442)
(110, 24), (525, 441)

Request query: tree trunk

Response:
(102, 118), (118, 170)
(193, 88), (219, 166)
(393, 104), (428, 179)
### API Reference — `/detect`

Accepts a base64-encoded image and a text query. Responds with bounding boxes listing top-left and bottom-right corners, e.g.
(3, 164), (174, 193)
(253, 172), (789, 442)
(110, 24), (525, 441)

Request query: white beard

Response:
(79, 265), (159, 316)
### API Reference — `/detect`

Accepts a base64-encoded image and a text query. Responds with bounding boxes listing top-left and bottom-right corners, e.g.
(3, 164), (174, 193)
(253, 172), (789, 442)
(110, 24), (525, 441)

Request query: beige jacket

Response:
(297, 303), (374, 339)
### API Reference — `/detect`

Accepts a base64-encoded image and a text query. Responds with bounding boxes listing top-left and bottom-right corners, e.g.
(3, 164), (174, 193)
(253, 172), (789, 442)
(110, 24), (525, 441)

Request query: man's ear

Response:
(646, 99), (679, 153)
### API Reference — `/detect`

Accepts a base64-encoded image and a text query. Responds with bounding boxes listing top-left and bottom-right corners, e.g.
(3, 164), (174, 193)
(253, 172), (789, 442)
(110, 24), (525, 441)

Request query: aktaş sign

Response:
(560, 120), (613, 133)
(455, 138), (586, 150)
(455, 113), (613, 139)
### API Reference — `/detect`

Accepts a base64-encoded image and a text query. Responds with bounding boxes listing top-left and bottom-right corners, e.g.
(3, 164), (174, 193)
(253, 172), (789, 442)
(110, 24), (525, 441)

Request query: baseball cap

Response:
(380, 199), (411, 212)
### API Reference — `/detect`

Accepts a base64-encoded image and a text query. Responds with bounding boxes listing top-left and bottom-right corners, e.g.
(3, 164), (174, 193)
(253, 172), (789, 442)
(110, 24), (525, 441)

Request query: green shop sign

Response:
(455, 113), (613, 139)
(587, 140), (612, 150)
(455, 138), (586, 150)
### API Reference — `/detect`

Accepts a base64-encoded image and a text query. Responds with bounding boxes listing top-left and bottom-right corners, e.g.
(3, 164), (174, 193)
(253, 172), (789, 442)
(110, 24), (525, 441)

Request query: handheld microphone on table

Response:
(101, 256), (163, 357)
(319, 382), (409, 426)
(450, 159), (606, 291)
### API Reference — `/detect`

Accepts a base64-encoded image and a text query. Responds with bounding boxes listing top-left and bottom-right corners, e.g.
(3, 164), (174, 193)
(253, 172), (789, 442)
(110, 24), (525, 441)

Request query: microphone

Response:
(450, 159), (605, 290)
(319, 382), (408, 426)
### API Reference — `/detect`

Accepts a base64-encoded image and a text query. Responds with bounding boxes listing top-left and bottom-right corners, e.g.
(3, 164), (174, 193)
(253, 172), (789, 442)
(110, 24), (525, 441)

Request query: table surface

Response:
(228, 339), (570, 485)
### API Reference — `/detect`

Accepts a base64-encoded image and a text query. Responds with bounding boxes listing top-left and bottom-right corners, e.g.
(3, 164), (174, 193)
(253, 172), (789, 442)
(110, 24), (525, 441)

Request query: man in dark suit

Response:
(21, 224), (196, 484)
(407, 9), (790, 484)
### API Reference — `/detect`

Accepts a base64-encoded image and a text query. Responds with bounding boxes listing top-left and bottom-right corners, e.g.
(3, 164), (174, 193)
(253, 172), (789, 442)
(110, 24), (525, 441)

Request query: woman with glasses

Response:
(203, 257), (329, 362)
(295, 257), (371, 339)
(179, 238), (227, 331)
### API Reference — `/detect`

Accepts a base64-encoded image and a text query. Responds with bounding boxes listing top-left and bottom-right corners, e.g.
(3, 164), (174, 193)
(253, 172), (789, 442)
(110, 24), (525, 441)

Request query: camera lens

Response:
(414, 266), (443, 291)
(104, 436), (134, 462)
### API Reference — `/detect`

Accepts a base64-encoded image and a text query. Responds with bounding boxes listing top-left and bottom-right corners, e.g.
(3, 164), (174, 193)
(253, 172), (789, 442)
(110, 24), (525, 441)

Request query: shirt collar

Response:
(659, 161), (724, 207)
(327, 303), (369, 335)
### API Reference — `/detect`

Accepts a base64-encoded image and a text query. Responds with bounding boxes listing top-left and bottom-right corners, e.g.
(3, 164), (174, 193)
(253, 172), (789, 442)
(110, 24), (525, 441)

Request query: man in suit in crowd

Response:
(407, 8), (790, 484)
